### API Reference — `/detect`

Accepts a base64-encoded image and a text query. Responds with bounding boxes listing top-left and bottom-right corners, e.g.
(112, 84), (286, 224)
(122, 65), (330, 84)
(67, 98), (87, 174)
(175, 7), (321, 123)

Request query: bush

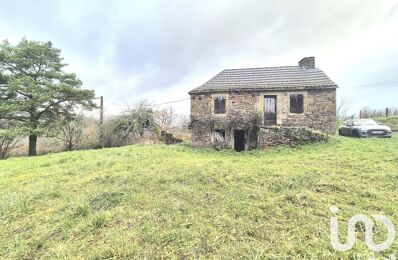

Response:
(102, 102), (156, 147)
(0, 127), (25, 159)
(259, 126), (329, 148)
(51, 115), (86, 151)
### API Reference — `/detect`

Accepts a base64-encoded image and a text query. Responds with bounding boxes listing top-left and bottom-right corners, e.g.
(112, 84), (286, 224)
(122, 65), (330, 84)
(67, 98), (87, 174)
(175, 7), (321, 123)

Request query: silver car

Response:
(338, 119), (392, 138)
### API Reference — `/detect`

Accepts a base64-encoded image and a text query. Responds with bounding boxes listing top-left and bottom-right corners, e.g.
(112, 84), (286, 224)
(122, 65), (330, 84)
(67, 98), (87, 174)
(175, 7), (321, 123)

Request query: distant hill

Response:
(374, 116), (398, 130)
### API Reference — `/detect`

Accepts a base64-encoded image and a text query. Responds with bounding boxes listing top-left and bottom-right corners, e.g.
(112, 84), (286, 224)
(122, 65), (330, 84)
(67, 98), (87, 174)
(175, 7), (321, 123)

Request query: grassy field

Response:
(0, 137), (398, 259)
(374, 116), (398, 131)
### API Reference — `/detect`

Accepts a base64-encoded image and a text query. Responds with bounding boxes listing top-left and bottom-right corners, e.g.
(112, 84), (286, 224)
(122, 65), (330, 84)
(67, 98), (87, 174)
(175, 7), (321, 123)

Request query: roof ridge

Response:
(223, 65), (310, 71)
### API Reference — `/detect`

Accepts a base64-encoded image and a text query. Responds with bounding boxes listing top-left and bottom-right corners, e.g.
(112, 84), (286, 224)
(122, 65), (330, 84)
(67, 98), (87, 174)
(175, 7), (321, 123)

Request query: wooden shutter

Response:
(290, 94), (304, 113)
(297, 95), (303, 113)
(214, 98), (219, 113)
(219, 97), (226, 113)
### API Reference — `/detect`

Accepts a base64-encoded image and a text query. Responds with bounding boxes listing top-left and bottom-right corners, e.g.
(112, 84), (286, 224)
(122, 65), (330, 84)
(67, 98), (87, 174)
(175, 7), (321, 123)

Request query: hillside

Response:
(1, 137), (398, 258)
(374, 116), (398, 131)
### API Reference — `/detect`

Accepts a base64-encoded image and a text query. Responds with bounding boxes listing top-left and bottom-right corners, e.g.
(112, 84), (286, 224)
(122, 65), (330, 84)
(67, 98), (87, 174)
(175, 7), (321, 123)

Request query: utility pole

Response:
(99, 96), (104, 148)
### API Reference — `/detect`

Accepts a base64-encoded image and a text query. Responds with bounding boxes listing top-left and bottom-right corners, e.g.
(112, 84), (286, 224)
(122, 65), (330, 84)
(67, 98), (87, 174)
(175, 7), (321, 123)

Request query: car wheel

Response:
(338, 129), (343, 136)
(353, 130), (360, 138)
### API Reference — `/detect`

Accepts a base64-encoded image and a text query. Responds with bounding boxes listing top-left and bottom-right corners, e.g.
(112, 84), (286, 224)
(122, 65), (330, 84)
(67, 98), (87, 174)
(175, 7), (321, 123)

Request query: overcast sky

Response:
(1, 0), (397, 116)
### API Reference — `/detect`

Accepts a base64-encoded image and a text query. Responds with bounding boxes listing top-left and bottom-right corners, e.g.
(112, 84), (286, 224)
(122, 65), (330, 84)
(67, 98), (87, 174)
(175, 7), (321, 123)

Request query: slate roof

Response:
(189, 66), (337, 94)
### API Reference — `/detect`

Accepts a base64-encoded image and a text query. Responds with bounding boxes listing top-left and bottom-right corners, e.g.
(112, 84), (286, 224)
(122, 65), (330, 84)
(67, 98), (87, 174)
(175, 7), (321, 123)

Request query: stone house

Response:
(188, 57), (337, 151)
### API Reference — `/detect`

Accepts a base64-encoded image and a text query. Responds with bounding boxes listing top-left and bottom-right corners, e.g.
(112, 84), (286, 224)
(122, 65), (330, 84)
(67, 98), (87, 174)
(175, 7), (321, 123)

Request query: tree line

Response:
(359, 107), (398, 119)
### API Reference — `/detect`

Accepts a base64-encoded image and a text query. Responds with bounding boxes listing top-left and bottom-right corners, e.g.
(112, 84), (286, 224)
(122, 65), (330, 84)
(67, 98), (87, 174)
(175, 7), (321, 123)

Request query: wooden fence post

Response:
(99, 96), (104, 148)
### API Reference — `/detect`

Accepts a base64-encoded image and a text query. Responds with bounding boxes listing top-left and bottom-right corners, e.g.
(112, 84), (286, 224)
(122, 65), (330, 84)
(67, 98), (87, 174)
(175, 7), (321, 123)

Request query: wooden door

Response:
(234, 130), (246, 152)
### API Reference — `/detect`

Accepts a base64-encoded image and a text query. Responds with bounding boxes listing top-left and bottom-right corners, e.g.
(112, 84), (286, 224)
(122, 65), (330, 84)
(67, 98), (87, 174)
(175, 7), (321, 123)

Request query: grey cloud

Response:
(0, 0), (397, 113)
(103, 0), (389, 93)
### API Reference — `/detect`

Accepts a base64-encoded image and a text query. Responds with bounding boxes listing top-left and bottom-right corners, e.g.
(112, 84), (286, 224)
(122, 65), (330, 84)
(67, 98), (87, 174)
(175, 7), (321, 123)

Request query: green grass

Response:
(374, 116), (398, 130)
(1, 137), (398, 258)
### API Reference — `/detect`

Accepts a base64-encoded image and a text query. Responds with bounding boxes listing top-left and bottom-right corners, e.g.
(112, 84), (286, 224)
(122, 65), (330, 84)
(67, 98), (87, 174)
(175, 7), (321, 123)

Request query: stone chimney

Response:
(298, 57), (315, 69)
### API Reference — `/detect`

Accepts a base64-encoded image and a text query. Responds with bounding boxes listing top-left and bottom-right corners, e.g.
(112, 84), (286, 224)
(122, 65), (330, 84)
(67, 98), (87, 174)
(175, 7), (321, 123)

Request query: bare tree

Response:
(336, 95), (352, 120)
(388, 106), (398, 116)
(359, 107), (372, 118)
(0, 128), (19, 159)
(154, 107), (176, 131)
(54, 115), (86, 151)
(176, 114), (190, 129)
(0, 120), (24, 159)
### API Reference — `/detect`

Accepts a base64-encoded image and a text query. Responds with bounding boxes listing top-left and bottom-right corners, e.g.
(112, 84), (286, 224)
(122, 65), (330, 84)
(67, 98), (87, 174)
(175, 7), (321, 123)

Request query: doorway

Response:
(264, 95), (277, 125)
(234, 130), (246, 152)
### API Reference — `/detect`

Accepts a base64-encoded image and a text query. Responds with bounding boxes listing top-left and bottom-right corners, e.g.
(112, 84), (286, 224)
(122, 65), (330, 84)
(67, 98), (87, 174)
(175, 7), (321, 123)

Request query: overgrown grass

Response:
(0, 137), (398, 258)
(374, 116), (398, 130)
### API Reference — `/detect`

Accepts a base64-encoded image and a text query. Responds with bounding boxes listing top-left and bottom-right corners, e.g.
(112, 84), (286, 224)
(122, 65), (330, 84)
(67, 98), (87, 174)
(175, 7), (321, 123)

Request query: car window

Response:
(353, 119), (378, 126)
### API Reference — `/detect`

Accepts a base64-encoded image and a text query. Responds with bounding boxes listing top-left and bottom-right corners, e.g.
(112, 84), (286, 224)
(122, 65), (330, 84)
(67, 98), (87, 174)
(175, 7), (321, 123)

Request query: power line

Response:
(152, 98), (190, 106)
(104, 100), (127, 107)
(343, 80), (398, 89)
(94, 97), (191, 107)
(93, 98), (129, 107)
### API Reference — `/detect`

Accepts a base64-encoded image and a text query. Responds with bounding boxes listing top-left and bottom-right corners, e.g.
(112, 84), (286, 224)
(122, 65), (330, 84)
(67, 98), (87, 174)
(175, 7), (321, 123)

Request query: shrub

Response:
(51, 115), (86, 151)
(0, 126), (26, 159)
(259, 126), (329, 148)
(102, 101), (156, 147)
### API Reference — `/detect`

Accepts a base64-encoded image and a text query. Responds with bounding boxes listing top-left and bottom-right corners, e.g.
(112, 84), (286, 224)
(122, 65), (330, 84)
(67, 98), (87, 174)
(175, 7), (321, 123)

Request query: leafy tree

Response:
(0, 72), (11, 120)
(0, 39), (96, 156)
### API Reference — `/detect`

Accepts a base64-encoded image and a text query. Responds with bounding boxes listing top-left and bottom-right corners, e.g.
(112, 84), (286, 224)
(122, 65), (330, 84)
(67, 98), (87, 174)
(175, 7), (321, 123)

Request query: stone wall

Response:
(190, 93), (212, 147)
(275, 89), (336, 134)
(190, 88), (336, 149)
(258, 126), (329, 148)
(190, 92), (259, 149)
(306, 89), (337, 134)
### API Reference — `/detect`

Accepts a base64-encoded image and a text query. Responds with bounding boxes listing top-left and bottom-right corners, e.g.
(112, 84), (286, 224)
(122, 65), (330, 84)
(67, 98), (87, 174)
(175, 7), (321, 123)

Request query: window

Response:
(214, 129), (226, 142)
(214, 96), (226, 114)
(290, 94), (304, 113)
(264, 96), (277, 125)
